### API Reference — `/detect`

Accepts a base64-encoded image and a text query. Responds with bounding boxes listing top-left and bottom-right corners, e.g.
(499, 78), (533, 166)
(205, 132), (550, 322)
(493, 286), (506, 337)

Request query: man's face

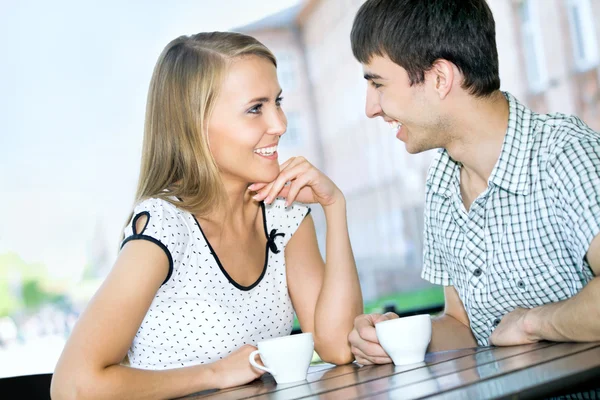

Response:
(362, 55), (446, 154)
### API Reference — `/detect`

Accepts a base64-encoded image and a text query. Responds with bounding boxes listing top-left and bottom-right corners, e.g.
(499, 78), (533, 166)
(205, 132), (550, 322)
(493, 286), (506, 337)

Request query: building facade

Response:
(238, 0), (600, 302)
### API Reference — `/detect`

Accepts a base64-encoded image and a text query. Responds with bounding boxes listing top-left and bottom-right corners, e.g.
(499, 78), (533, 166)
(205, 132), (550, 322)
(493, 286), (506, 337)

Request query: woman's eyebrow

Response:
(246, 89), (283, 105)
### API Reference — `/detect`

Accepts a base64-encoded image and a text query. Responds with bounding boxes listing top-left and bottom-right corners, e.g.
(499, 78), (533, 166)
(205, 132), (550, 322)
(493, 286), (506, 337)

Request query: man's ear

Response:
(428, 59), (455, 100)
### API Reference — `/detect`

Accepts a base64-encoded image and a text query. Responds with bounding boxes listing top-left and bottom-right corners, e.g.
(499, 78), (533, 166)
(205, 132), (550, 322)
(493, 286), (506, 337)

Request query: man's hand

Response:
(489, 308), (541, 346)
(348, 313), (398, 365)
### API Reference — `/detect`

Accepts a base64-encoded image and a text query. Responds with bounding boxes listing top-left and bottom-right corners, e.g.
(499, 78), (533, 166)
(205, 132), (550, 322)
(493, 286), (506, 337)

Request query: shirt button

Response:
(493, 318), (501, 326)
(517, 280), (526, 289)
(473, 268), (483, 277)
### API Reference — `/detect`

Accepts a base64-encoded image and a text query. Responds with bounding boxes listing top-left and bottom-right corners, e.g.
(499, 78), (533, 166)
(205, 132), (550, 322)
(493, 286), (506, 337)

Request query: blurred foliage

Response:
(0, 252), (67, 317)
(0, 284), (19, 317)
(21, 280), (67, 310)
(363, 286), (444, 315)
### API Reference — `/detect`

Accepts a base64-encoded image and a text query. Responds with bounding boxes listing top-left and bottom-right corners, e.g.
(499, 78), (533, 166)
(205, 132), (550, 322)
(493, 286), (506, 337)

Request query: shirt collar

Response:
(426, 148), (460, 198)
(487, 92), (538, 195)
(427, 92), (538, 197)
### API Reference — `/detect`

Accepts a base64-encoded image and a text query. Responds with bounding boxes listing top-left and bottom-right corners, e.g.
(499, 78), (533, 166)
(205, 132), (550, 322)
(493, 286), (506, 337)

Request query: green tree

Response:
(0, 252), (56, 316)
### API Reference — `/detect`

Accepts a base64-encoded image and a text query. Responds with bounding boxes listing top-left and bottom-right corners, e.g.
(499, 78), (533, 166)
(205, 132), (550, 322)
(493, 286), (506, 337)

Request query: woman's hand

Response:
(249, 157), (343, 207)
(209, 344), (265, 389)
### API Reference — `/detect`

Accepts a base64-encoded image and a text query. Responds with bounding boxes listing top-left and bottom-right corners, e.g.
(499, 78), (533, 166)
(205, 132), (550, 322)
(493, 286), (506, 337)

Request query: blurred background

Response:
(1, 0), (599, 378)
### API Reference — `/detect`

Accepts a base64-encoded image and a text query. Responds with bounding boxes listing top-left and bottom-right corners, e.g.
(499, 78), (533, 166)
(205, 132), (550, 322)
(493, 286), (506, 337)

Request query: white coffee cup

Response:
(375, 314), (432, 366)
(249, 332), (314, 384)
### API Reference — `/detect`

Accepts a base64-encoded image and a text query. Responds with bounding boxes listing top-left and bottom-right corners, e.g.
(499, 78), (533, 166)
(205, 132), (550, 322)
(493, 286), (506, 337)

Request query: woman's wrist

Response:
(322, 189), (346, 212)
(196, 362), (220, 390)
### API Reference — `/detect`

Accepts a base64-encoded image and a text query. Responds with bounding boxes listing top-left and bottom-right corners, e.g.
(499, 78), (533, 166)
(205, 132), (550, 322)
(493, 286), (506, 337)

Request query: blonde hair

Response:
(133, 31), (277, 217)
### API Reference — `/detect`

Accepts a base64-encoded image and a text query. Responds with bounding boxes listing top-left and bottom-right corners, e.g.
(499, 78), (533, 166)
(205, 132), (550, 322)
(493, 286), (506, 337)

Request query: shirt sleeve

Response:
(420, 187), (453, 286)
(547, 138), (600, 265)
(264, 198), (311, 250)
(121, 198), (189, 285)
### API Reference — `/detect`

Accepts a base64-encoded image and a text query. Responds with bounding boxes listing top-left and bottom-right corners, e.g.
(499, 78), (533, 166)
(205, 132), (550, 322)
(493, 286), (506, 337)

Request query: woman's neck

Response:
(200, 178), (261, 235)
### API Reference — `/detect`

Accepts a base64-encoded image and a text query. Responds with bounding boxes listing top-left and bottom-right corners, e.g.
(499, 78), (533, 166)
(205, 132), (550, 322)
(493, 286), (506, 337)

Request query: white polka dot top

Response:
(120, 197), (310, 370)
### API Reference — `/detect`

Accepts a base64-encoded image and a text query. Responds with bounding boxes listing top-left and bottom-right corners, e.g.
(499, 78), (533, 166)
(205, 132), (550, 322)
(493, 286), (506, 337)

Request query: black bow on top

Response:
(267, 229), (286, 254)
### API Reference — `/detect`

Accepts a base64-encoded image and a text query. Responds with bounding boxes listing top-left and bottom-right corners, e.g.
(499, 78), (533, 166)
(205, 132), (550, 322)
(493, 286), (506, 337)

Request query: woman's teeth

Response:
(254, 145), (277, 156)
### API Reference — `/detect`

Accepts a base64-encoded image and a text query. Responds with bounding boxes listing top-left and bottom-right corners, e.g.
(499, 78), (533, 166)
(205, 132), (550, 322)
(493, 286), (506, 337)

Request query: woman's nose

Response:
(266, 109), (287, 136)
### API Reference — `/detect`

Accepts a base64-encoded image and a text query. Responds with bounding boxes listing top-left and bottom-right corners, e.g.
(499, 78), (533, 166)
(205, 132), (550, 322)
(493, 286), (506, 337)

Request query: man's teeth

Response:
(388, 121), (402, 131)
(254, 145), (277, 156)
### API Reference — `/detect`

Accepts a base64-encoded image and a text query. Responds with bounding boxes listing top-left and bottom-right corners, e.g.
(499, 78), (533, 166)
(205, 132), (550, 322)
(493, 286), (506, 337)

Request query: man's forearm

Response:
(525, 277), (600, 342)
(429, 314), (477, 352)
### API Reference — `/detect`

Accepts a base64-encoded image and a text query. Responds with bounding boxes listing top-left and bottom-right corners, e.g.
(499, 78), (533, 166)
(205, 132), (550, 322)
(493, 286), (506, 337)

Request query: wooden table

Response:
(181, 342), (600, 399)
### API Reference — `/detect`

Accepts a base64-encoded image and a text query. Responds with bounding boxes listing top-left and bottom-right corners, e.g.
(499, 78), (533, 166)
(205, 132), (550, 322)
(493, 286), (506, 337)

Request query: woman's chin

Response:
(253, 169), (280, 184)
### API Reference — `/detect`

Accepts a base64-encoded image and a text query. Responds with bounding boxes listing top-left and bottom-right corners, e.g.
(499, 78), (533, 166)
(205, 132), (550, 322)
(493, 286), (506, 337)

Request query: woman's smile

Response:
(253, 143), (278, 160)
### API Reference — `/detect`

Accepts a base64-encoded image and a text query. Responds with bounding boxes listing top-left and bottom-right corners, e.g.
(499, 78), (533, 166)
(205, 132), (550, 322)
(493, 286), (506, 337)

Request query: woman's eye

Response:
(371, 81), (382, 89)
(275, 97), (284, 107)
(249, 104), (263, 114)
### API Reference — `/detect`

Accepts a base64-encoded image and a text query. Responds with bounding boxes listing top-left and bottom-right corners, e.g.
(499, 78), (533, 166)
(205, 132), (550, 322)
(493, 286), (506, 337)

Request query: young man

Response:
(348, 0), (600, 365)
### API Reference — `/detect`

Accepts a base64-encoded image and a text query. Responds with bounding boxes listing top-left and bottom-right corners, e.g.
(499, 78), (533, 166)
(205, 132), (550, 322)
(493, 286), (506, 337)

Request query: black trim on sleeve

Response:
(120, 235), (174, 286)
(132, 211), (150, 235)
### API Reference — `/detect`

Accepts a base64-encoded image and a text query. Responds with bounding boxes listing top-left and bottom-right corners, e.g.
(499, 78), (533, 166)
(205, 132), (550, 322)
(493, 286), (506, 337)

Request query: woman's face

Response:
(208, 55), (286, 187)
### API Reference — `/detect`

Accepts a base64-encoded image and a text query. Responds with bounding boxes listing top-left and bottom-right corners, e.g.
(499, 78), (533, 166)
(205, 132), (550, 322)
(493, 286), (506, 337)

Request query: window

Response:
(519, 0), (549, 93)
(567, 0), (599, 71)
(284, 111), (302, 147)
(276, 52), (297, 91)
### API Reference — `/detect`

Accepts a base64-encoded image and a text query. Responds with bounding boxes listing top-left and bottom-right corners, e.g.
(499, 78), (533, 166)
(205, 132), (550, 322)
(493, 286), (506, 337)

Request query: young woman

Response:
(50, 31), (363, 399)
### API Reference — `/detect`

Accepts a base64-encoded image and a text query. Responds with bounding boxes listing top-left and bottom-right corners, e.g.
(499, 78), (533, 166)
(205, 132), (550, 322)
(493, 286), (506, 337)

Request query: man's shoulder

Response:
(528, 112), (600, 190)
(534, 112), (600, 156)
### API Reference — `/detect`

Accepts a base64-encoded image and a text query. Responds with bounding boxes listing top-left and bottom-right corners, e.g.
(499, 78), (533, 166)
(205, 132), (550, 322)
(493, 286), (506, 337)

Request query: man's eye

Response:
(371, 81), (383, 89)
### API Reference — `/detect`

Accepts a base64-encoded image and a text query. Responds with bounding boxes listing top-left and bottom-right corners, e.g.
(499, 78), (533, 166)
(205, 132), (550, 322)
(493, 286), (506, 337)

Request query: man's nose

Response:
(365, 87), (383, 119)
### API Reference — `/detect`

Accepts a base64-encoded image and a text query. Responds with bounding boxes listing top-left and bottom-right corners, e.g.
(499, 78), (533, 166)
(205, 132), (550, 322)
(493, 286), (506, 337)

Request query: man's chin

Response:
(402, 138), (435, 154)
(403, 142), (423, 154)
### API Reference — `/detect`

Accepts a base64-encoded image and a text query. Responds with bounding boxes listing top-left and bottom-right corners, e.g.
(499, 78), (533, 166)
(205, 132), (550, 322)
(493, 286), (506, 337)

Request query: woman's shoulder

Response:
(134, 197), (179, 213)
(132, 197), (189, 222)
(122, 197), (192, 286)
(128, 197), (192, 236)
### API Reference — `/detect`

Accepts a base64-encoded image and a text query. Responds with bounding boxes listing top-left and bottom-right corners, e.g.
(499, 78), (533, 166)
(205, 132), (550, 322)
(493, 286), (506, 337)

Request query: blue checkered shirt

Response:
(421, 92), (600, 346)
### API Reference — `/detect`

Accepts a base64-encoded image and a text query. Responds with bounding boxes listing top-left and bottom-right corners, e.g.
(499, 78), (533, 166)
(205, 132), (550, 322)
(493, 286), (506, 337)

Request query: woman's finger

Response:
(284, 174), (310, 206)
(253, 182), (274, 201)
(250, 157), (299, 197)
(264, 163), (310, 204)
(275, 185), (291, 200)
(258, 182), (292, 202)
(255, 158), (303, 202)
(279, 157), (297, 171)
(248, 182), (268, 191)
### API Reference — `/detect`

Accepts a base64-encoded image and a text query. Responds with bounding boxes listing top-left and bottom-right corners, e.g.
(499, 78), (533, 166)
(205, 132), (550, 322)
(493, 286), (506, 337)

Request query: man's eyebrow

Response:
(364, 73), (384, 80)
(247, 89), (283, 104)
